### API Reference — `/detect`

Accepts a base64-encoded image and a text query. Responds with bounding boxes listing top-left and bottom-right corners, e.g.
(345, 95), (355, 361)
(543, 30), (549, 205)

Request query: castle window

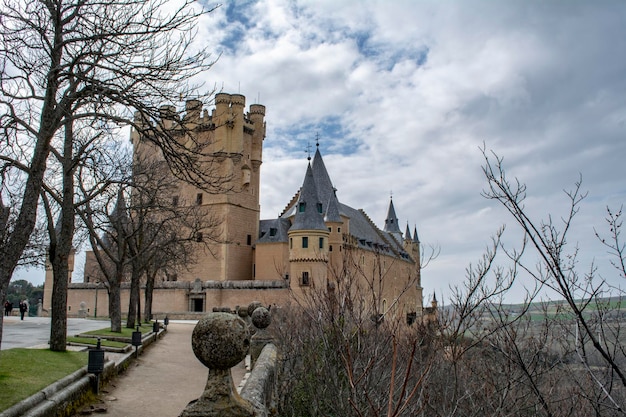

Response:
(338, 227), (341, 233)
(298, 202), (306, 213)
(290, 238), (293, 249)
(196, 193), (203, 205)
(301, 272), (310, 286)
(302, 237), (308, 248)
(319, 237), (324, 249)
(172, 196), (179, 206)
(247, 234), (252, 245)
(196, 232), (203, 242)
(317, 203), (323, 213)
(328, 227), (331, 232)
(329, 245), (333, 252)
(269, 228), (277, 237)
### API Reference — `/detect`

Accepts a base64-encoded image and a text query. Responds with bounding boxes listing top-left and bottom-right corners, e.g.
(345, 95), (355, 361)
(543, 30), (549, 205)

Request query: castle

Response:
(44, 93), (424, 320)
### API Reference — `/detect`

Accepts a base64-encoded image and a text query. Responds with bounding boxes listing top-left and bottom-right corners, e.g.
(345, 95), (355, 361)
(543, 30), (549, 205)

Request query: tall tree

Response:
(125, 156), (221, 327)
(0, 0), (217, 349)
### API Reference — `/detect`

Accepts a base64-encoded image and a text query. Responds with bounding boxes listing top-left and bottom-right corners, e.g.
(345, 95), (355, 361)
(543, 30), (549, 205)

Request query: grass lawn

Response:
(82, 323), (153, 338)
(66, 336), (128, 349)
(0, 349), (87, 410)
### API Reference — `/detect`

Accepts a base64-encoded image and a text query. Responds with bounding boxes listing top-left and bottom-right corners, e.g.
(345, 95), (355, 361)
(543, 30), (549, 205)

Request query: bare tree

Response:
(0, 0), (218, 349)
(124, 157), (221, 328)
(421, 148), (626, 416)
(275, 244), (432, 417)
(477, 148), (626, 415)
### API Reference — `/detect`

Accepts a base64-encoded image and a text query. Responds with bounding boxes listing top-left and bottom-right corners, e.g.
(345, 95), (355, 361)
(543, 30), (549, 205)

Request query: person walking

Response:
(4, 301), (10, 316)
(19, 301), (27, 320)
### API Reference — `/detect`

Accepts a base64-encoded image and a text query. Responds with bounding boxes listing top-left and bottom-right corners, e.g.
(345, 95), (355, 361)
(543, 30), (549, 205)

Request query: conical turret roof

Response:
(324, 193), (342, 223)
(405, 223), (412, 241)
(311, 146), (337, 214)
(413, 225), (420, 243)
(290, 163), (327, 232)
(383, 198), (401, 234)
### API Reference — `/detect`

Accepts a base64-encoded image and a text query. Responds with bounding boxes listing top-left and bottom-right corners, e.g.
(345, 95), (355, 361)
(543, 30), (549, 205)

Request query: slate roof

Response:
(289, 163), (327, 232)
(260, 149), (414, 262)
(324, 193), (342, 223)
(258, 218), (291, 243)
(383, 199), (401, 234)
(311, 146), (336, 213)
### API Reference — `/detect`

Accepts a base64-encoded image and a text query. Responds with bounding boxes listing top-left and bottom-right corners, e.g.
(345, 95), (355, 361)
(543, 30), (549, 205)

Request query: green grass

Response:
(81, 323), (152, 338)
(0, 349), (87, 410)
(66, 336), (128, 349)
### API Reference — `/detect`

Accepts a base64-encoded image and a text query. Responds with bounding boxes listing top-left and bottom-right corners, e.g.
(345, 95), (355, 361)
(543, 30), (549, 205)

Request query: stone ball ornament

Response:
(237, 307), (249, 318)
(247, 301), (263, 317)
(251, 306), (271, 330)
(191, 313), (250, 370)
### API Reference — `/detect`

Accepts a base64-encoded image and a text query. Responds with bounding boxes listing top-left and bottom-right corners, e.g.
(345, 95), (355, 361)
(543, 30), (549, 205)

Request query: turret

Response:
(325, 194), (344, 272)
(383, 198), (402, 243)
(249, 104), (266, 164)
(159, 105), (178, 130)
(183, 99), (202, 125)
(288, 162), (330, 289)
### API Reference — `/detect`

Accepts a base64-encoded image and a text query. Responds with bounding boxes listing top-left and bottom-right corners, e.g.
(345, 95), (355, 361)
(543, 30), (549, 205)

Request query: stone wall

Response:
(64, 280), (289, 319)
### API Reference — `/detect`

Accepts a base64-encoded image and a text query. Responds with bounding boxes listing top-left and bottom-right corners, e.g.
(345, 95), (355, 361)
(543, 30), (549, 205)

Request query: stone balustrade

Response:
(179, 302), (277, 417)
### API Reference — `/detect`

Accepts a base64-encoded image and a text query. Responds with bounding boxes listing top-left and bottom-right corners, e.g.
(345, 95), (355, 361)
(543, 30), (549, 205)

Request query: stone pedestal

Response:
(249, 306), (272, 369)
(180, 313), (255, 417)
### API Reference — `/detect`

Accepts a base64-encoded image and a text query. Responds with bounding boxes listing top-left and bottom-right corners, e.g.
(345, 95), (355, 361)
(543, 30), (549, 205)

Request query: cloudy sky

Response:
(192, 0), (626, 303)
(21, 1), (626, 304)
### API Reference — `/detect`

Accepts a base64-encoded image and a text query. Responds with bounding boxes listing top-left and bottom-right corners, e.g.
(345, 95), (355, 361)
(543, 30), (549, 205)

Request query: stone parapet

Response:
(240, 344), (277, 417)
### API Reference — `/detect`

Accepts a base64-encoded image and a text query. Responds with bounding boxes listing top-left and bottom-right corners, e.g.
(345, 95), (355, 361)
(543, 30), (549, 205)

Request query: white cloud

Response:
(192, 0), (626, 303)
(24, 0), (623, 300)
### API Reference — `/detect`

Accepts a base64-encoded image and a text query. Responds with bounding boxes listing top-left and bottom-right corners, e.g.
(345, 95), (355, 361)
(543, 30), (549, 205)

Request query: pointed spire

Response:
(311, 145), (337, 213)
(325, 194), (342, 223)
(413, 225), (420, 243)
(290, 163), (327, 232)
(110, 187), (129, 230)
(383, 198), (401, 234)
(405, 223), (412, 241)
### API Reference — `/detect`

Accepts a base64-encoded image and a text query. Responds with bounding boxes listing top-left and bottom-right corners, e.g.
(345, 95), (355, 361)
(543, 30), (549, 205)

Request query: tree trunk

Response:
(49, 119), (76, 352)
(49, 255), (69, 351)
(144, 272), (156, 321)
(0, 285), (7, 352)
(109, 276), (122, 333)
(126, 267), (140, 328)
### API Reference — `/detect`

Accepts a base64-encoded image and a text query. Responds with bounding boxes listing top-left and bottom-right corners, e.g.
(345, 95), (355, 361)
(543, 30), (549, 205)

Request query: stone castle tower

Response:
(131, 93), (266, 283)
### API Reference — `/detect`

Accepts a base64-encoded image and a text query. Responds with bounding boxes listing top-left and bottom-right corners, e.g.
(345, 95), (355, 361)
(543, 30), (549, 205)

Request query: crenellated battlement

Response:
(132, 94), (265, 134)
(249, 104), (266, 116)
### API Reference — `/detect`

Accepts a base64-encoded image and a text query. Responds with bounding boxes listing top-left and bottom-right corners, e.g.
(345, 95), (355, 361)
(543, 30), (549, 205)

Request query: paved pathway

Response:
(1, 315), (113, 349)
(74, 321), (248, 416)
(2, 316), (248, 416)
